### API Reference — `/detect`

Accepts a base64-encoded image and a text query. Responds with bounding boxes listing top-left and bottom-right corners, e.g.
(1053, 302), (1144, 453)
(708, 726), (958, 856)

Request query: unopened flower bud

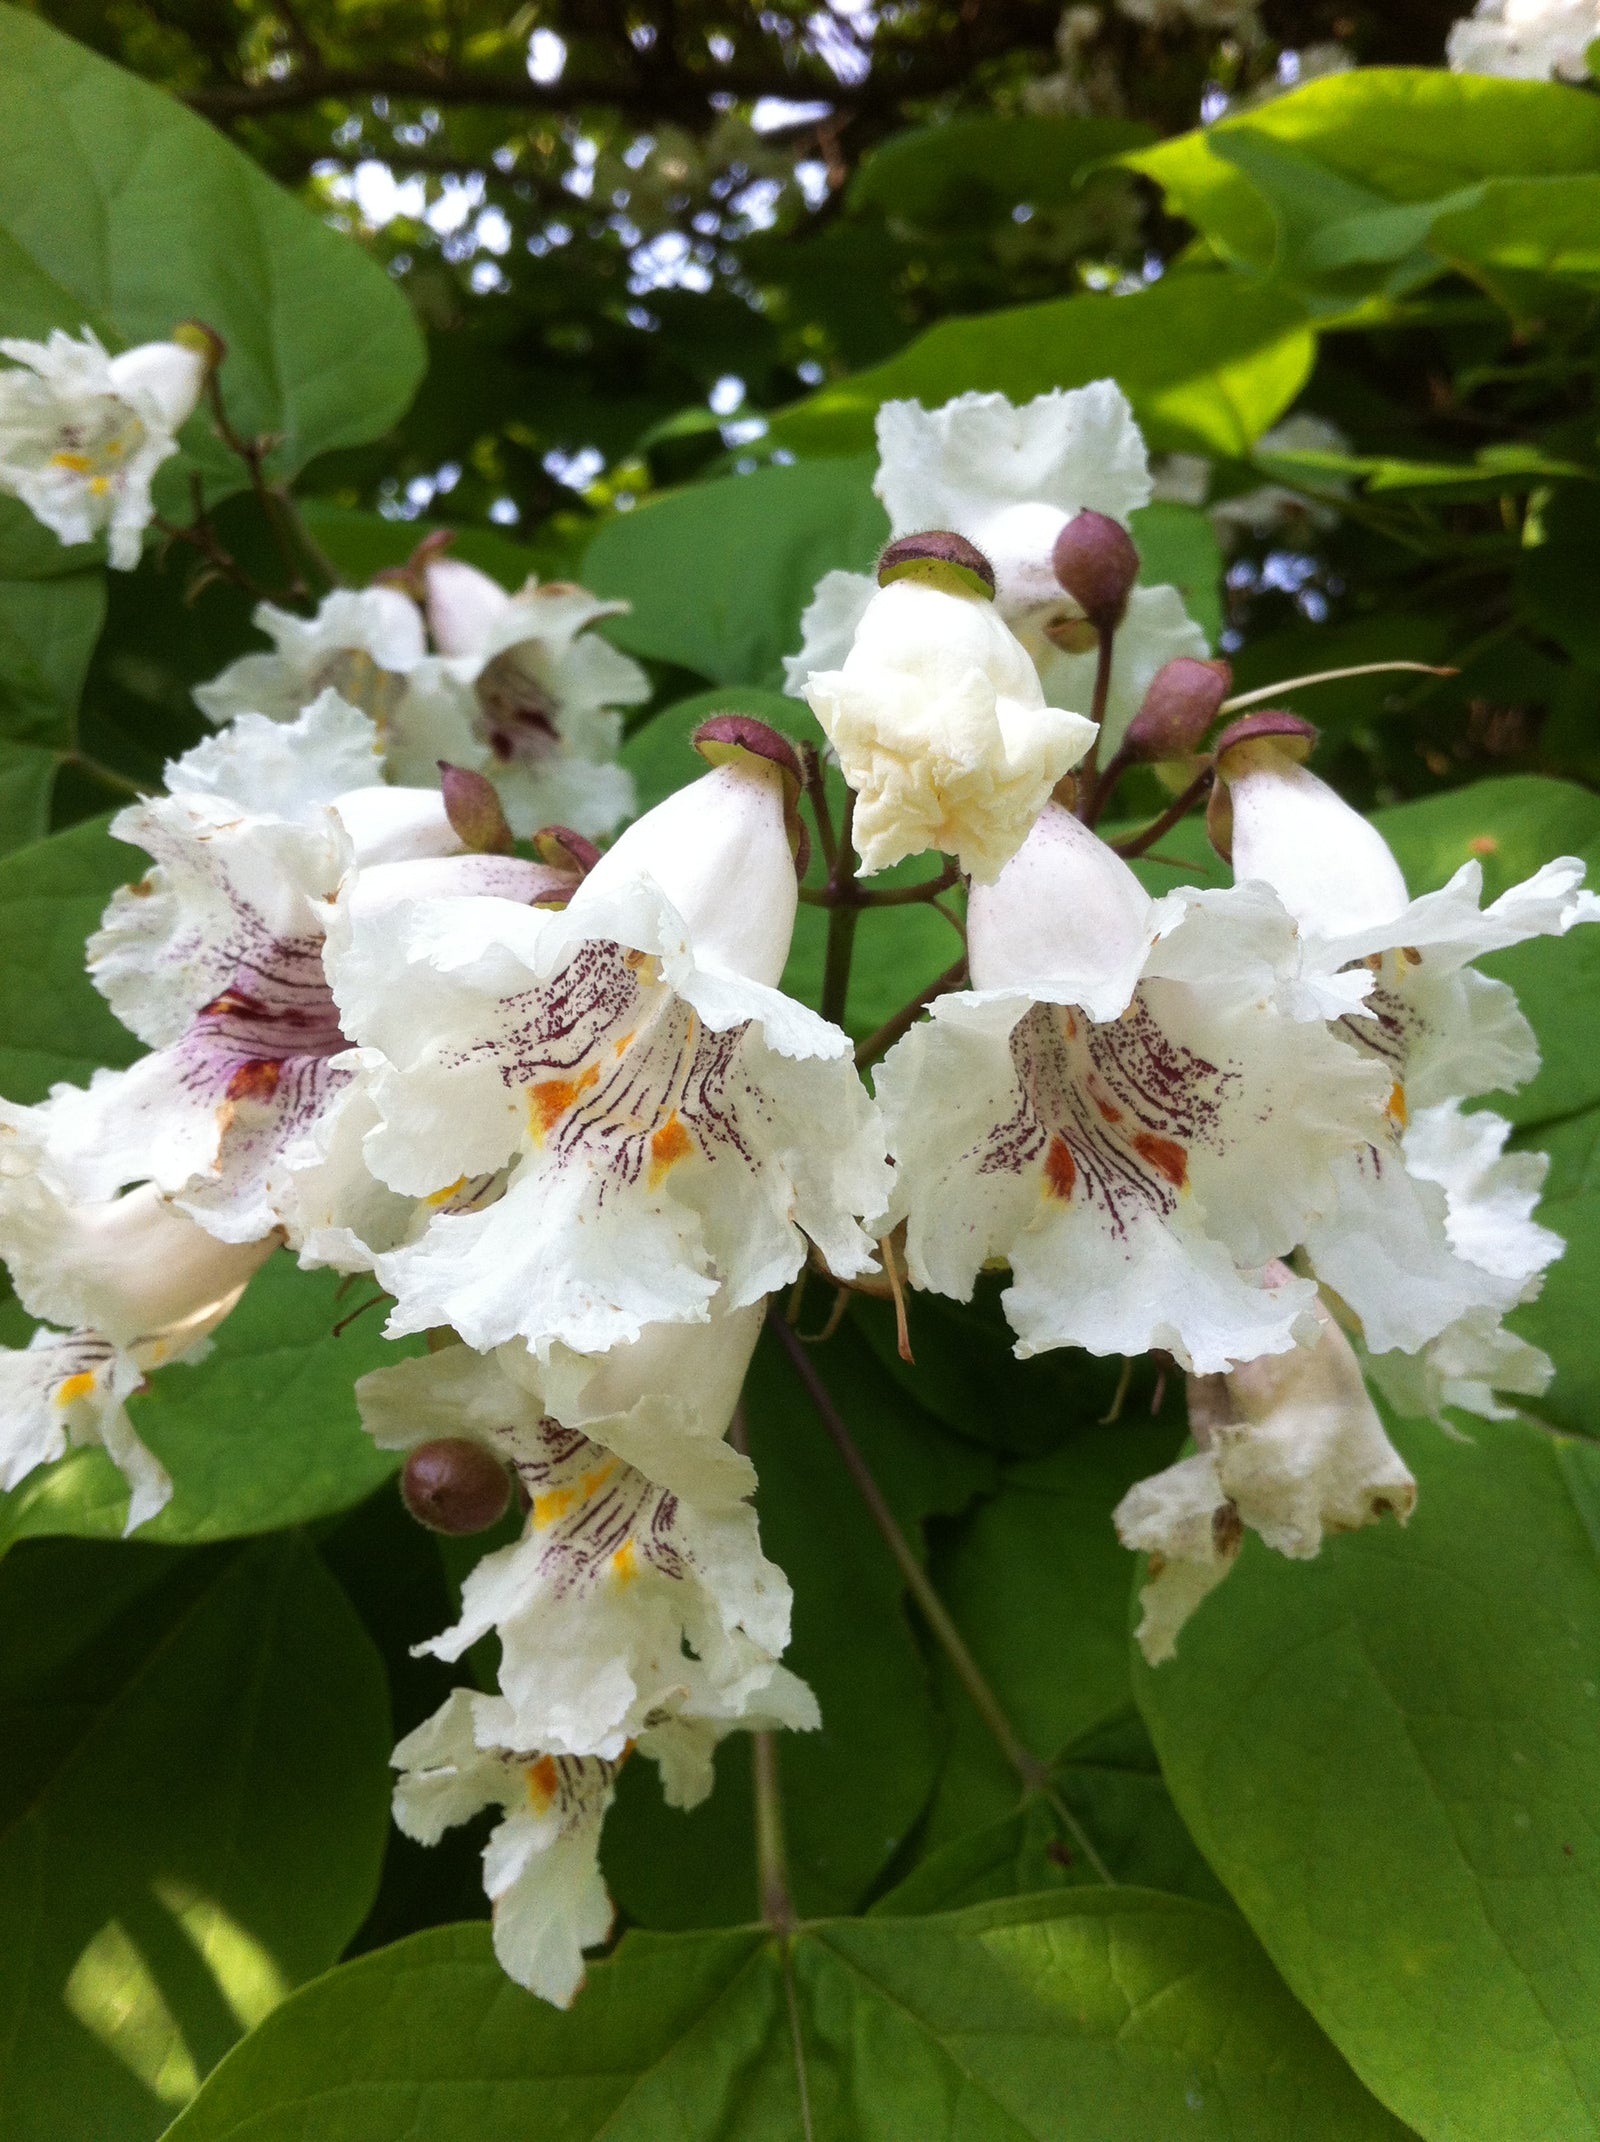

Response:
(1050, 510), (1140, 631)
(876, 530), (996, 600)
(1123, 657), (1232, 762)
(171, 320), (227, 374)
(533, 825), (600, 876)
(401, 1437), (512, 1535)
(1208, 713), (1319, 861)
(439, 763), (514, 855)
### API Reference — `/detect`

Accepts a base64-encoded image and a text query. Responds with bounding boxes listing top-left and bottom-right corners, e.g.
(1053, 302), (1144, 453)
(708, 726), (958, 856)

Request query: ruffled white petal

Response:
(161, 693), (383, 820)
(803, 578), (1095, 882)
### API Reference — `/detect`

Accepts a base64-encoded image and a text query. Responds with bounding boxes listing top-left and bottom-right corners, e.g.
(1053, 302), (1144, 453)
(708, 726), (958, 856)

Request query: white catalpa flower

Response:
(1448, 0), (1600, 78)
(330, 728), (890, 1358)
(412, 556), (647, 838)
(391, 1689), (620, 2007)
(785, 385), (1208, 754)
(363, 1343), (814, 1758)
(1359, 1100), (1557, 1423)
(1217, 726), (1599, 1355)
(0, 1115), (275, 1528)
(1209, 412), (1349, 543)
(394, 1681), (804, 2005)
(194, 586), (433, 733)
(361, 1296), (765, 1507)
(877, 800), (1389, 1371)
(1116, 1275), (1417, 1664)
(802, 543), (1096, 882)
(29, 700), (526, 1248)
(0, 328), (206, 569)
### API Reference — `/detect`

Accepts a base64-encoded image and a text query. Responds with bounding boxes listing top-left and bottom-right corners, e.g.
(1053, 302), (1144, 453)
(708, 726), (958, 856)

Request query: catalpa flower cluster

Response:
(1, 360), (1594, 2004)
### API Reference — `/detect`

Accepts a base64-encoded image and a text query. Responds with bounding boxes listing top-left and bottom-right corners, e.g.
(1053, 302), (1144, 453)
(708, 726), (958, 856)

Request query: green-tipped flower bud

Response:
(1051, 510), (1140, 631)
(1207, 712), (1319, 860)
(439, 762), (514, 855)
(876, 530), (996, 600)
(401, 1438), (512, 1535)
(692, 713), (809, 871)
(172, 320), (227, 373)
(1124, 658), (1233, 762)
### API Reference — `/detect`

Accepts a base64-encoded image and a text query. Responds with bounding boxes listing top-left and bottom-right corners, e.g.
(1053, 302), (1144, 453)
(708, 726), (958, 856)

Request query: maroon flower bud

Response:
(439, 763), (514, 855)
(1123, 658), (1232, 762)
(1051, 510), (1140, 631)
(401, 1438), (513, 1535)
(876, 530), (996, 599)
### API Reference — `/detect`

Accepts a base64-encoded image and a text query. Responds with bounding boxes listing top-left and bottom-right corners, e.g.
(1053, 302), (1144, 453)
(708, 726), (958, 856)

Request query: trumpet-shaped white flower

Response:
(331, 745), (890, 1358)
(878, 802), (1389, 1371)
(32, 701), (540, 1248)
(361, 1297), (764, 1506)
(194, 586), (434, 733)
(362, 1343), (814, 1758)
(1219, 731), (1599, 1353)
(1447, 0), (1600, 78)
(412, 557), (647, 838)
(392, 1689), (620, 2007)
(1360, 1099), (1557, 1422)
(803, 574), (1096, 881)
(1117, 1277), (1417, 1663)
(784, 385), (1209, 753)
(394, 1673), (808, 2006)
(0, 329), (206, 569)
(0, 1110), (275, 1529)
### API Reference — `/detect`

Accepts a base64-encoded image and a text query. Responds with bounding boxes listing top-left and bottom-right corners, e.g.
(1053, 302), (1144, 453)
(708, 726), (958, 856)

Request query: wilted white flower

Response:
(1117, 1277), (1417, 1663)
(785, 385), (1208, 755)
(1217, 726), (1599, 1356)
(1447, 0), (1600, 79)
(0, 328), (206, 569)
(330, 730), (889, 1358)
(415, 556), (647, 838)
(878, 801), (1388, 1371)
(802, 548), (1096, 881)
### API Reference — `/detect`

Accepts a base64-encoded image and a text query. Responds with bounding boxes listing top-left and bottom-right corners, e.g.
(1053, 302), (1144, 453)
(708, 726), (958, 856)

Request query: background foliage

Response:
(4, 2), (1600, 2135)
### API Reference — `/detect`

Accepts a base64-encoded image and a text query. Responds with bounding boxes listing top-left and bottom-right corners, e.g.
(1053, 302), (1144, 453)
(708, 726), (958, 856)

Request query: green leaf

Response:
(771, 275), (1314, 462)
(0, 811), (139, 1101)
(1131, 69), (1600, 269)
(874, 1710), (1230, 1915)
(604, 1322), (994, 1928)
(0, 569), (105, 748)
(0, 738), (59, 857)
(0, 7), (424, 505)
(0, 1257), (419, 1548)
(1252, 441), (1590, 500)
(850, 115), (1155, 227)
(163, 1894), (1409, 2141)
(1136, 1410), (1600, 2142)
(584, 458), (888, 688)
(0, 1532), (390, 2142)
(1127, 500), (1224, 644)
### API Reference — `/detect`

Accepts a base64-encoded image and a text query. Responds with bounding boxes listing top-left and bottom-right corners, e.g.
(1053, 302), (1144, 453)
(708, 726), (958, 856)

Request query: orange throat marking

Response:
(648, 1111), (695, 1189)
(1043, 1135), (1077, 1201)
(527, 1062), (599, 1140)
(1133, 1131), (1188, 1191)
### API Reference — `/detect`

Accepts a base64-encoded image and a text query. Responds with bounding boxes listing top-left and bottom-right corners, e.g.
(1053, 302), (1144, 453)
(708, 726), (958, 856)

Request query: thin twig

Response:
(819, 788), (859, 1029)
(799, 743), (837, 876)
(1218, 660), (1457, 714)
(853, 954), (969, 1071)
(1112, 767), (1213, 862)
(768, 1309), (1113, 1883)
(1074, 625), (1116, 823)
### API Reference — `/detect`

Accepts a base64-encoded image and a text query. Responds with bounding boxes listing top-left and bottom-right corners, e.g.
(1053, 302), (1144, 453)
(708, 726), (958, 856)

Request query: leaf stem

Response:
(767, 1309), (1112, 1881)
(1074, 622), (1116, 823)
(1112, 765), (1214, 861)
(853, 953), (968, 1071)
(819, 788), (859, 1028)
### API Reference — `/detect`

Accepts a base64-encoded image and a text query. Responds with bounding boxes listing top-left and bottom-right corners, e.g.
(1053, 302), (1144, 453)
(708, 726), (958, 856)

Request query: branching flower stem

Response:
(1073, 621), (1117, 824)
(854, 954), (969, 1071)
(1113, 765), (1215, 861)
(767, 1309), (1113, 1883)
(819, 788), (859, 1028)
